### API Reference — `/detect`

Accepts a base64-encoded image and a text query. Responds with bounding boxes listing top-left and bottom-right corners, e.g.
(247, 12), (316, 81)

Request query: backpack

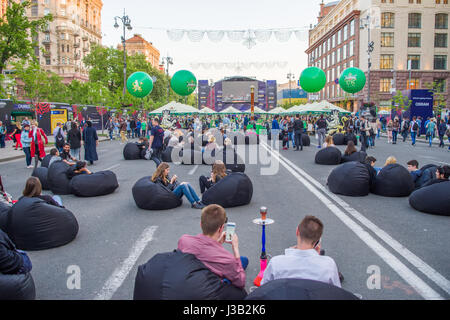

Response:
(413, 122), (419, 131)
(55, 128), (65, 148)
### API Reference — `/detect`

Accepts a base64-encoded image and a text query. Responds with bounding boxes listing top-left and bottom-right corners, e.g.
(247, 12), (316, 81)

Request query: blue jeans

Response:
(377, 128), (380, 139)
(288, 131), (295, 148)
(52, 195), (63, 206)
(222, 256), (248, 284)
(16, 250), (32, 274)
(0, 134), (5, 148)
(23, 147), (31, 166)
(428, 133), (433, 146)
(173, 183), (200, 204)
(411, 132), (416, 145)
(392, 130), (398, 143)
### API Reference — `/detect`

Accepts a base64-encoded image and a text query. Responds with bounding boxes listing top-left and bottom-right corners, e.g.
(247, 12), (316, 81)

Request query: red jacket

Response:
(29, 128), (48, 159)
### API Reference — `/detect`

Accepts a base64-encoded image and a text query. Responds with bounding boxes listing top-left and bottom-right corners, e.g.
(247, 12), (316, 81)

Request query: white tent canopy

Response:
(149, 101), (200, 114)
(268, 107), (287, 114)
(242, 106), (267, 114)
(220, 106), (242, 114)
(199, 107), (217, 114)
(284, 103), (311, 114)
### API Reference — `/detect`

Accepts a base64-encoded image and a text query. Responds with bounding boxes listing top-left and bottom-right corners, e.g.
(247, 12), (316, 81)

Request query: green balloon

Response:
(339, 67), (366, 94)
(299, 67), (326, 93)
(127, 72), (153, 98)
(171, 70), (197, 96)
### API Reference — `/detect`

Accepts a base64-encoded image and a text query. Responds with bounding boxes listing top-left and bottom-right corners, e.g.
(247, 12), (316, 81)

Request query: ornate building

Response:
(26, 0), (103, 83)
(117, 34), (161, 69)
(0, 0), (7, 17)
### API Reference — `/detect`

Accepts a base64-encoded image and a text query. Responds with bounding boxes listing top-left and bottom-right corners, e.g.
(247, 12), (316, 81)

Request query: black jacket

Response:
(67, 129), (82, 149)
(0, 229), (23, 275)
(293, 119), (304, 132)
(316, 119), (327, 129)
(154, 176), (179, 192)
(422, 178), (448, 188)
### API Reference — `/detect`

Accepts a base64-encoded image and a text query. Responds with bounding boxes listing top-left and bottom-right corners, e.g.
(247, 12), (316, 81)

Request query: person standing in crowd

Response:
(261, 215), (341, 288)
(119, 119), (128, 144)
(141, 118), (147, 139)
(21, 117), (31, 127)
(271, 115), (280, 144)
(359, 115), (369, 152)
(293, 114), (304, 151)
(149, 117), (164, 167)
(392, 117), (400, 144)
(9, 122), (23, 150)
(136, 118), (141, 138)
(29, 121), (48, 168)
(106, 117), (115, 140)
(82, 121), (98, 165)
(409, 116), (419, 146)
(177, 204), (247, 288)
(67, 122), (82, 160)
(53, 122), (66, 153)
(316, 115), (327, 148)
(126, 118), (131, 139)
(0, 121), (6, 148)
(130, 118), (137, 139)
(437, 119), (447, 148)
(446, 127), (450, 151)
(416, 116), (422, 138)
(426, 118), (436, 147)
(387, 120), (393, 144)
(21, 123), (33, 168)
(401, 117), (409, 142)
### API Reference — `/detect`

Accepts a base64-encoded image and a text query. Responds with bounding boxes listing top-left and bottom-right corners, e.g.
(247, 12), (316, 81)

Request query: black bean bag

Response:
(344, 133), (358, 146)
(245, 134), (259, 145)
(132, 177), (182, 210)
(315, 147), (342, 165)
(371, 164), (415, 197)
(327, 162), (371, 196)
(341, 151), (367, 164)
(415, 164), (437, 189)
(245, 278), (358, 300)
(0, 272), (36, 300)
(69, 171), (118, 197)
(123, 143), (142, 160)
(133, 250), (247, 300)
(217, 149), (246, 173)
(40, 154), (52, 168)
(302, 134), (311, 147)
(5, 197), (79, 251)
(161, 146), (174, 162)
(202, 172), (252, 208)
(0, 202), (11, 231)
(32, 167), (50, 191)
(47, 161), (72, 195)
(409, 181), (450, 216)
(333, 133), (346, 145)
(180, 148), (203, 165)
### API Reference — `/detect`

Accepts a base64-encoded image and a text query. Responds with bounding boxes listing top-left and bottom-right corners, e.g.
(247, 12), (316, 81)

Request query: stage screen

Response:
(222, 81), (258, 103)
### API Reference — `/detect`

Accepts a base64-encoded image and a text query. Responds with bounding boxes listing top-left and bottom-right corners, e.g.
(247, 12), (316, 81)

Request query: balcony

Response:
(74, 54), (80, 60)
(43, 51), (51, 57)
(74, 42), (80, 48)
(56, 26), (73, 34)
(42, 39), (51, 45)
(83, 46), (89, 52)
(82, 35), (88, 41)
(74, 30), (80, 37)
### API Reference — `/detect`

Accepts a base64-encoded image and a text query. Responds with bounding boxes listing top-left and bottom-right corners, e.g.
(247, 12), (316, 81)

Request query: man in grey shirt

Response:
(261, 215), (341, 288)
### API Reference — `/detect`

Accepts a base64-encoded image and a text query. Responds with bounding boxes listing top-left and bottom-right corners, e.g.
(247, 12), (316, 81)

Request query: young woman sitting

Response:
(384, 156), (397, 167)
(21, 176), (63, 207)
(343, 141), (357, 156)
(151, 162), (205, 209)
(199, 160), (228, 194)
(136, 137), (149, 158)
(66, 161), (92, 179)
(323, 135), (335, 148)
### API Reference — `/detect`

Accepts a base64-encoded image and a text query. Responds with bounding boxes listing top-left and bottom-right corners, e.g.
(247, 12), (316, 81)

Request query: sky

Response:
(101, 0), (324, 85)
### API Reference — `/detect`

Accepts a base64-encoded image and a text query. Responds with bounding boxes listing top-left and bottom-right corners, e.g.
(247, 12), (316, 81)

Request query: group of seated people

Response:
(407, 160), (450, 188)
(48, 147), (92, 179)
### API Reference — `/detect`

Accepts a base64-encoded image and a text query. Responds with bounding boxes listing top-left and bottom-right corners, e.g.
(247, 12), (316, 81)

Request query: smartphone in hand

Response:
(225, 222), (236, 242)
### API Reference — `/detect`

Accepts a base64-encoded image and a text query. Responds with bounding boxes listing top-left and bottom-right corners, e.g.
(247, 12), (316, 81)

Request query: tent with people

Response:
(149, 101), (200, 115)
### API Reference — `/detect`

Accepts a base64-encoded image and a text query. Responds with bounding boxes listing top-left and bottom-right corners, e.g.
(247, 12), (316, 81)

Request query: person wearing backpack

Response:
(409, 116), (418, 146)
(425, 118), (436, 147)
(53, 122), (66, 152)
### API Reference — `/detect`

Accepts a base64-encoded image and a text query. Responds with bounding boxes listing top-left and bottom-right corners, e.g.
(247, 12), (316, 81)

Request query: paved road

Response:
(1, 134), (449, 300)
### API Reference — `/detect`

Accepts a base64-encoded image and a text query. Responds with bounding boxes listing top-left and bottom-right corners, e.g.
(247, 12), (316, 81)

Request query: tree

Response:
(424, 80), (446, 115)
(0, 1), (52, 74)
(391, 90), (412, 112)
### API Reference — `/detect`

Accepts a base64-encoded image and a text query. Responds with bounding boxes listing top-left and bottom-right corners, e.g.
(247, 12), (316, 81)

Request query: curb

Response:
(379, 133), (446, 147)
(0, 138), (110, 163)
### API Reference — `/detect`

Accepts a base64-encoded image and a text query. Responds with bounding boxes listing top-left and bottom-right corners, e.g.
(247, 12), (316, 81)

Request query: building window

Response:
(31, 2), (38, 16)
(343, 44), (347, 60)
(434, 55), (447, 69)
(408, 13), (421, 29)
(44, 34), (50, 41)
(408, 55), (420, 70)
(380, 54), (394, 69)
(67, 44), (70, 52)
(381, 13), (395, 28)
(46, 58), (51, 65)
(349, 40), (354, 56)
(349, 59), (354, 68)
(34, 46), (39, 57)
(343, 25), (348, 41)
(328, 38), (331, 50)
(407, 78), (420, 89)
(44, 8), (50, 15)
(61, 45), (64, 52)
(350, 20), (355, 36)
(381, 32), (394, 47)
(380, 78), (392, 92)
(332, 51), (335, 65)
(408, 33), (421, 47)
(337, 29), (341, 45)
(435, 33), (448, 47)
(435, 13), (448, 29)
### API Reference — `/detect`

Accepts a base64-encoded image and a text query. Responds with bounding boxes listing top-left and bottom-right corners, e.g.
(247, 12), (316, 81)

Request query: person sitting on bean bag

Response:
(66, 161), (92, 180)
(199, 160), (228, 194)
(363, 156), (378, 187)
(342, 140), (357, 157)
(407, 160), (422, 188)
(20, 177), (64, 208)
(0, 176), (13, 207)
(383, 156), (397, 167)
(136, 137), (149, 159)
(152, 162), (205, 209)
(421, 166), (450, 188)
(323, 136), (335, 148)
(0, 229), (32, 275)
(48, 148), (75, 168)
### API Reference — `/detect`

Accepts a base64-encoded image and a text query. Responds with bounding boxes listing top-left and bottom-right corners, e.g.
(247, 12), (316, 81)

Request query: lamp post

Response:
(287, 72), (295, 105)
(360, 15), (374, 105)
(162, 55), (173, 102)
(114, 9), (133, 100)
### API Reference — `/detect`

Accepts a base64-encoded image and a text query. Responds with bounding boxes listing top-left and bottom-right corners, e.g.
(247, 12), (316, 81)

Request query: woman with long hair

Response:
(21, 177), (63, 207)
(29, 120), (48, 168)
(323, 135), (335, 148)
(198, 160), (228, 194)
(151, 162), (205, 209)
(344, 140), (357, 156)
(387, 120), (394, 144)
(9, 122), (22, 150)
(384, 156), (397, 167)
(67, 122), (82, 160)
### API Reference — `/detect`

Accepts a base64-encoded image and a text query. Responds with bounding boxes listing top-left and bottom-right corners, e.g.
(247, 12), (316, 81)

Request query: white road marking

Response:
(103, 164), (120, 171)
(261, 141), (446, 300)
(188, 165), (199, 175)
(94, 226), (158, 300)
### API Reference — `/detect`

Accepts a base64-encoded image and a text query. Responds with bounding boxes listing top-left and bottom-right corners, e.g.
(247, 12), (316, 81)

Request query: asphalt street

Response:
(0, 134), (449, 300)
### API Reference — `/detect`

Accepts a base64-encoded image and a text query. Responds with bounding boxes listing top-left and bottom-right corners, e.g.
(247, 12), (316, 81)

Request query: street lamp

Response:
(114, 9), (133, 100)
(161, 55), (173, 102)
(360, 15), (374, 105)
(287, 72), (295, 105)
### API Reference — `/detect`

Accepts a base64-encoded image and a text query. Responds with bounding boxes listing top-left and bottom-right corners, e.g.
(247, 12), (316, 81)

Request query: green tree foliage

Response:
(392, 90), (412, 112)
(424, 80), (446, 114)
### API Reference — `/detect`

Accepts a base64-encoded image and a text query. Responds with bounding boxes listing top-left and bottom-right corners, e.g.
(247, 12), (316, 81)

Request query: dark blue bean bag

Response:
(47, 161), (71, 195)
(69, 171), (119, 197)
(344, 133), (358, 146)
(132, 177), (182, 210)
(333, 133), (346, 145)
(134, 250), (247, 300)
(0, 272), (36, 300)
(409, 181), (450, 216)
(371, 164), (415, 197)
(202, 172), (252, 208)
(315, 147), (342, 165)
(341, 151), (367, 164)
(40, 154), (52, 168)
(123, 143), (142, 160)
(32, 167), (50, 191)
(302, 134), (311, 147)
(327, 161), (371, 196)
(0, 202), (10, 231)
(415, 164), (438, 189)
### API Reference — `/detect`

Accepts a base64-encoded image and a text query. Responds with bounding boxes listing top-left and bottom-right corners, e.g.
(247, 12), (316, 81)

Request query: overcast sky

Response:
(101, 0), (323, 84)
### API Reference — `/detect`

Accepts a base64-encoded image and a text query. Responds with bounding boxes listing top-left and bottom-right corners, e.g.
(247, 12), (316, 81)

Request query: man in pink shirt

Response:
(177, 204), (248, 289)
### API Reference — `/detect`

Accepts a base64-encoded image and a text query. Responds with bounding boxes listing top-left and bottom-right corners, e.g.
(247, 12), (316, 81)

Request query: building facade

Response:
(306, 0), (450, 112)
(26, 0), (103, 84)
(0, 0), (7, 17)
(117, 34), (161, 69)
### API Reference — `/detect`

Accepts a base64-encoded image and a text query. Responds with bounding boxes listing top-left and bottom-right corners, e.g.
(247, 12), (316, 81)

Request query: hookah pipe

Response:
(253, 206), (269, 287)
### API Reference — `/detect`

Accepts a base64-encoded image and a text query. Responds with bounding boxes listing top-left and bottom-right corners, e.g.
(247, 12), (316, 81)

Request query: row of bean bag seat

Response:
(327, 162), (372, 197)
(133, 250), (247, 300)
(4, 197), (79, 251)
(409, 181), (450, 216)
(0, 272), (36, 300)
(123, 143), (144, 160)
(202, 172), (253, 208)
(370, 164), (415, 197)
(315, 147), (342, 165)
(332, 133), (358, 146)
(132, 177), (183, 211)
(341, 151), (367, 164)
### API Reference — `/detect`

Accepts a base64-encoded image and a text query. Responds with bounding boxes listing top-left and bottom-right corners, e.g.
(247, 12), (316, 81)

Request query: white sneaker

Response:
(27, 165), (34, 169)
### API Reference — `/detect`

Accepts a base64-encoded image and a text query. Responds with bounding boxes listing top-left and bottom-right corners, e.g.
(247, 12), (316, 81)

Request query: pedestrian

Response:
(0, 121), (6, 148)
(149, 117), (164, 167)
(141, 119), (147, 139)
(387, 120), (393, 144)
(67, 122), (82, 160)
(136, 119), (141, 138)
(425, 118), (436, 147)
(316, 115), (328, 148)
(293, 114), (304, 151)
(9, 122), (23, 150)
(409, 116), (419, 146)
(437, 119), (447, 148)
(29, 121), (48, 168)
(392, 118), (400, 144)
(401, 118), (409, 142)
(53, 122), (65, 153)
(446, 127), (450, 151)
(126, 119), (131, 138)
(271, 115), (280, 145)
(106, 117), (114, 140)
(82, 121), (98, 165)
(21, 123), (33, 168)
(376, 118), (382, 139)
(359, 116), (369, 152)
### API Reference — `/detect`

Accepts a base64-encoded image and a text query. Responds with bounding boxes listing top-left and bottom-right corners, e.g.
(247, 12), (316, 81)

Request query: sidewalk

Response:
(0, 130), (109, 163)
(379, 131), (448, 147)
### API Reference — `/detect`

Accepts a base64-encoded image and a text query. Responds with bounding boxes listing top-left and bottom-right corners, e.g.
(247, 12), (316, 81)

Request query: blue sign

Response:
(404, 89), (433, 135)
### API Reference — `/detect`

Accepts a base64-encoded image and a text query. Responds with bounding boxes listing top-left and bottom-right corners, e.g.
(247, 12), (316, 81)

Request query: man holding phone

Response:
(177, 204), (248, 289)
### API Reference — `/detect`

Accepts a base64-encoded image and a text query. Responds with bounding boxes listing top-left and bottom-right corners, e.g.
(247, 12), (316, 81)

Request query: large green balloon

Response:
(339, 67), (366, 94)
(170, 70), (197, 96)
(127, 72), (153, 98)
(299, 67), (326, 93)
